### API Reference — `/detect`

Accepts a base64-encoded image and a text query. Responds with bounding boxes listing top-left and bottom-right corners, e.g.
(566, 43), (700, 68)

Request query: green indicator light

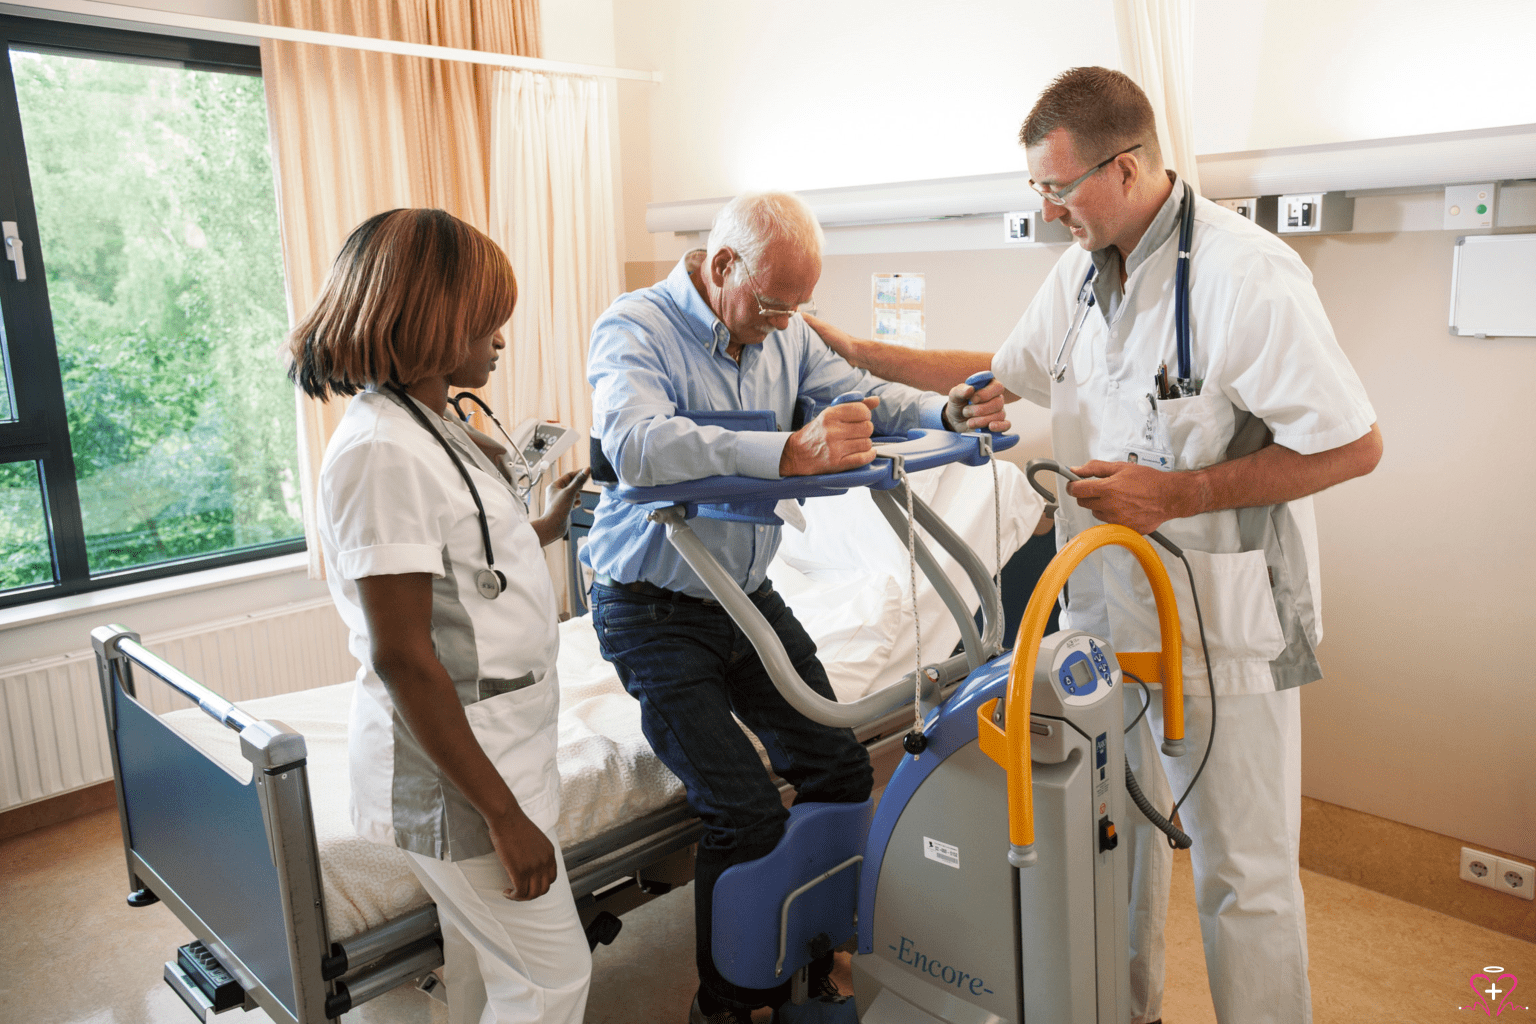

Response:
(1476, 204), (1488, 215)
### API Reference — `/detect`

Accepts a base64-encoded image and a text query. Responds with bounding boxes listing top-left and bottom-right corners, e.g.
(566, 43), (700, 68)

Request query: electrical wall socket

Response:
(1002, 210), (1072, 245)
(1216, 198), (1259, 221)
(1003, 211), (1033, 243)
(1276, 191), (1355, 234)
(1495, 858), (1534, 900)
(1461, 847), (1497, 888)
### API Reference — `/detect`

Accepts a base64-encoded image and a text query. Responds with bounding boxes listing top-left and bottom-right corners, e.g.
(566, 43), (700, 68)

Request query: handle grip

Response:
(960, 372), (1006, 433)
(831, 391), (864, 406)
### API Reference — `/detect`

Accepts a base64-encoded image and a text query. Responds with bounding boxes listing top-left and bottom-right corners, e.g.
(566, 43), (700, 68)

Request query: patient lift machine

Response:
(613, 416), (1190, 1024)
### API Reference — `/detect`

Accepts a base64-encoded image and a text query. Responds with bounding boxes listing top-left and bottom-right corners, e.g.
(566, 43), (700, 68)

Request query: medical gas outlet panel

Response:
(1216, 193), (1354, 235)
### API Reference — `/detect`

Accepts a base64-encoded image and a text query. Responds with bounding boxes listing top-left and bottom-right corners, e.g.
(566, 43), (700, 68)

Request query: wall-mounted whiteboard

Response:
(1449, 234), (1536, 338)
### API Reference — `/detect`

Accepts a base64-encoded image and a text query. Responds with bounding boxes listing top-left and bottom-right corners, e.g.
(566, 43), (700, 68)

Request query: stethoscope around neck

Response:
(1049, 180), (1196, 390)
(387, 383), (508, 600)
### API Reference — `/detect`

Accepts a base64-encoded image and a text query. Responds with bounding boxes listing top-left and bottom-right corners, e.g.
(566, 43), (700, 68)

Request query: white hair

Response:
(705, 190), (824, 281)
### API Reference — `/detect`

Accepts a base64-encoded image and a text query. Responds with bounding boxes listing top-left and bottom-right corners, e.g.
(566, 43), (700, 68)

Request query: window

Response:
(0, 17), (302, 607)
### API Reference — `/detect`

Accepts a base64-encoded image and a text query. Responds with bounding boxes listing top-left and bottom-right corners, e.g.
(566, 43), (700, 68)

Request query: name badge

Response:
(1125, 445), (1173, 471)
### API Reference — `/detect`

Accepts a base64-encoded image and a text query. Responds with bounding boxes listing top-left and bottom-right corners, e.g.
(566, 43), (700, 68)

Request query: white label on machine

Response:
(924, 837), (960, 869)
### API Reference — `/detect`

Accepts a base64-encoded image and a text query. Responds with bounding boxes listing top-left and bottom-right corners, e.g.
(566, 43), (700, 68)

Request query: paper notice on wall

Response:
(872, 273), (925, 349)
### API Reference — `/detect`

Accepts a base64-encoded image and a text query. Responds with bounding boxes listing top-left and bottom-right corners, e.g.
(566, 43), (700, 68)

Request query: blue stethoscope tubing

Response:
(1051, 180), (1196, 386)
(1173, 180), (1195, 387)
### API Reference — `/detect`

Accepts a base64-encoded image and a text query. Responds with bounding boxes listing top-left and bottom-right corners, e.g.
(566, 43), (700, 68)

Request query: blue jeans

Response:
(590, 581), (872, 1011)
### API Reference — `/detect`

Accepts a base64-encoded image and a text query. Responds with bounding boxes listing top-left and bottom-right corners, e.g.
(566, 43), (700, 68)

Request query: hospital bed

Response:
(93, 454), (1044, 1024)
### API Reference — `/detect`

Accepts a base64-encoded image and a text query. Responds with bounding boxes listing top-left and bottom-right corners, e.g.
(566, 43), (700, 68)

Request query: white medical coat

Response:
(993, 195), (1376, 695)
(318, 389), (562, 860)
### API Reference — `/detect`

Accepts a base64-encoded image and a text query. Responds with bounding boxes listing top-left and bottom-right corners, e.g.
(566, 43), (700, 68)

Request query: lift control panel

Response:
(1036, 631), (1118, 711)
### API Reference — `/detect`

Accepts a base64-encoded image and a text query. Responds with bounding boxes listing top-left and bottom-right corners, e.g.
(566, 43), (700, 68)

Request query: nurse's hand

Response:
(781, 397), (880, 476)
(490, 807), (558, 902)
(533, 467), (591, 546)
(943, 379), (1011, 433)
(1066, 460), (1195, 534)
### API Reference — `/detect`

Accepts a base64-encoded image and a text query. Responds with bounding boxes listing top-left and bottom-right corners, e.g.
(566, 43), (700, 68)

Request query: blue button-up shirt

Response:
(583, 251), (946, 598)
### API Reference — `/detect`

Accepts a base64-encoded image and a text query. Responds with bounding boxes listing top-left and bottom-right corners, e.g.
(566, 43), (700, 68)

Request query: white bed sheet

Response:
(161, 459), (1042, 942)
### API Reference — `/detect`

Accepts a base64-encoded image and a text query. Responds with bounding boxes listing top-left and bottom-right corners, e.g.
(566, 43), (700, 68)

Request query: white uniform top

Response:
(993, 188), (1376, 695)
(317, 388), (561, 860)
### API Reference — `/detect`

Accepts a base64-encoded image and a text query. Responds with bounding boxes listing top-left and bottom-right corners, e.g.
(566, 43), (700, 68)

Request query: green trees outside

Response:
(0, 50), (302, 590)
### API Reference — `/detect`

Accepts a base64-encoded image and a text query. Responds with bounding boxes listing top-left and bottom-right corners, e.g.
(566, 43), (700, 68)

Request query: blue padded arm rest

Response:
(612, 429), (1019, 511)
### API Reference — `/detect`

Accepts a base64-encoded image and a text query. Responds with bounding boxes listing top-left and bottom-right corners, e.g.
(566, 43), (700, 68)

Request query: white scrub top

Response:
(993, 191), (1376, 695)
(317, 388), (562, 860)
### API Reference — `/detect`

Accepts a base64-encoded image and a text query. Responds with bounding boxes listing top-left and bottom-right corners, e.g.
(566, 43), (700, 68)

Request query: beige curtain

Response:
(258, 0), (542, 574)
(1113, 0), (1202, 195)
(486, 70), (621, 610)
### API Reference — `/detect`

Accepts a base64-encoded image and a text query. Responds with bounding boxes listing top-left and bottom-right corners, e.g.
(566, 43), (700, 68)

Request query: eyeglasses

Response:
(730, 252), (802, 323)
(1029, 144), (1142, 206)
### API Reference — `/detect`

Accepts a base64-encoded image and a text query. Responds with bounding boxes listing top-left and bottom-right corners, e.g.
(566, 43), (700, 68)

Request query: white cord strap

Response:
(991, 455), (1004, 617)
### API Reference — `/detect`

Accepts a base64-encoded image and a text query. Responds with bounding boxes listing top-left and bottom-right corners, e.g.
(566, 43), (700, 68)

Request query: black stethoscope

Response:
(1048, 181), (1196, 391)
(387, 384), (508, 600)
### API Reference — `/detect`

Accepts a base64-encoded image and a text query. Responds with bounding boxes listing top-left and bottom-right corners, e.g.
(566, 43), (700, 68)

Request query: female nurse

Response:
(288, 208), (591, 1024)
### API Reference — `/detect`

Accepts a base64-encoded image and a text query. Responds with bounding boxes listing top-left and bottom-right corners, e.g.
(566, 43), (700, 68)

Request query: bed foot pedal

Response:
(165, 941), (243, 1019)
(127, 887), (160, 908)
(585, 910), (623, 951)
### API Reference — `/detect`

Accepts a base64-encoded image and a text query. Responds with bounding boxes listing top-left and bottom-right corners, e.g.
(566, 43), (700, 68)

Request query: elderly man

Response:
(808, 69), (1382, 1024)
(583, 191), (1006, 1024)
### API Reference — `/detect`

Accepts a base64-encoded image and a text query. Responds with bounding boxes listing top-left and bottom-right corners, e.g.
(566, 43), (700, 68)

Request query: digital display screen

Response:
(1070, 659), (1093, 690)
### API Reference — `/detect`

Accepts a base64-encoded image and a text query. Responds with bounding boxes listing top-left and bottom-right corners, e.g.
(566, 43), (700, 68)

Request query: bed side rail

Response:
(93, 624), (333, 1024)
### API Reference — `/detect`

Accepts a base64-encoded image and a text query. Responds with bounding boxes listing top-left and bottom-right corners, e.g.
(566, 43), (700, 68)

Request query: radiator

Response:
(0, 599), (356, 813)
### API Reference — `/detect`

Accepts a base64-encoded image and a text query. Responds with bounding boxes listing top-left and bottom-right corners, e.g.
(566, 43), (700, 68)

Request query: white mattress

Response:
(162, 459), (1043, 942)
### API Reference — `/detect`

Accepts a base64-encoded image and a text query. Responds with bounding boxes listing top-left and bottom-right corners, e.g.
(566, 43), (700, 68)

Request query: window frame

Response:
(0, 15), (304, 610)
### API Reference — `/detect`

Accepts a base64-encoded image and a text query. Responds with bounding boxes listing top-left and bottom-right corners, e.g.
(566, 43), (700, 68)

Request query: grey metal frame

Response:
(651, 474), (1006, 731)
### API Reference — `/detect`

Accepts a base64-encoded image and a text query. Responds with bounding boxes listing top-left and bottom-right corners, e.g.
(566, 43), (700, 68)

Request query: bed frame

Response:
(94, 469), (1030, 1023)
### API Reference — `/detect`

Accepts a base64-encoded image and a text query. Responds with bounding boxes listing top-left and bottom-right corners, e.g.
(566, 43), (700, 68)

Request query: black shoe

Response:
(688, 992), (755, 1024)
(807, 970), (848, 1004)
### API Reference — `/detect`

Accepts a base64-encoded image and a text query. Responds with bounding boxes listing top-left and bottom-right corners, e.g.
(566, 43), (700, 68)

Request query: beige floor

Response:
(1, 807), (1531, 1023)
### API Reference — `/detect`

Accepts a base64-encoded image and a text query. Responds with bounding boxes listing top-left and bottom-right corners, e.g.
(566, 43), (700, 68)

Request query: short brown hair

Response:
(288, 208), (516, 400)
(1018, 67), (1160, 166)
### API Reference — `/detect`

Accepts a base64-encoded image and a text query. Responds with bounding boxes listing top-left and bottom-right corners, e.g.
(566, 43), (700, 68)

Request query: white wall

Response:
(1192, 0), (1536, 154)
(1288, 229), (1536, 861)
(611, 0), (1120, 263)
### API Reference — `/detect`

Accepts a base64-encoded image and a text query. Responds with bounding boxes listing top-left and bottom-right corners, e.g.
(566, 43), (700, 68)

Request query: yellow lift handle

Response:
(976, 524), (1186, 865)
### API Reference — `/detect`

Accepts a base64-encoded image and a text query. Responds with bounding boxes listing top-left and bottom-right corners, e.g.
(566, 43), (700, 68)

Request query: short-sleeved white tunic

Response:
(317, 388), (561, 860)
(993, 192), (1376, 695)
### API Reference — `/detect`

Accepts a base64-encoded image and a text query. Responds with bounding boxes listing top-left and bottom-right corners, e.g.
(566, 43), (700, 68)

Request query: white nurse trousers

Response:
(1123, 687), (1310, 1024)
(405, 827), (592, 1024)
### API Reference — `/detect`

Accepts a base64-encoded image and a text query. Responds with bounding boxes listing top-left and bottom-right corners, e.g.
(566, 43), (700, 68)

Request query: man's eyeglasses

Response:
(730, 252), (802, 323)
(1029, 143), (1142, 206)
